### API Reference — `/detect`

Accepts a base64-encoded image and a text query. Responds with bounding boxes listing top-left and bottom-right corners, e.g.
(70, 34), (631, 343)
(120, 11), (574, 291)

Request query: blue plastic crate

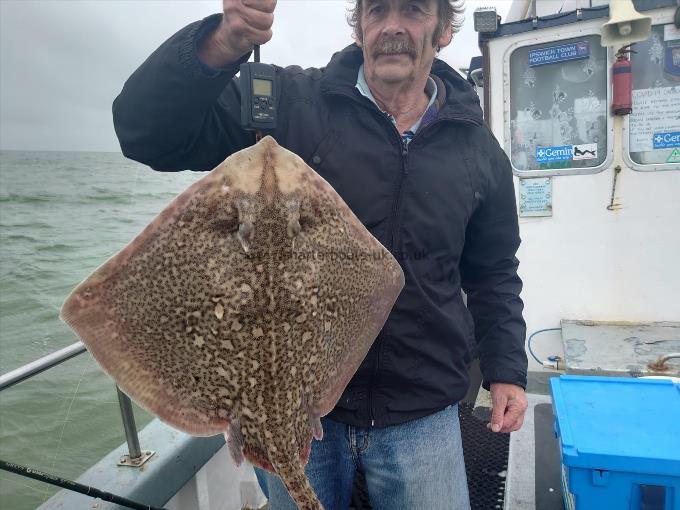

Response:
(550, 375), (680, 510)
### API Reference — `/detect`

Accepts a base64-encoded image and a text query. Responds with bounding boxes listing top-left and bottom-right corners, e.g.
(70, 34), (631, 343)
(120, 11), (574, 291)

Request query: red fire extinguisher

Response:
(612, 46), (633, 115)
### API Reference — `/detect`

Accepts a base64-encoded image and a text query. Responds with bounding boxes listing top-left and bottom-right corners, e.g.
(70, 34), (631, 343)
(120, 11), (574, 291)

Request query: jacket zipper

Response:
(388, 116), (478, 251)
(369, 112), (405, 427)
(327, 90), (480, 427)
(367, 117), (481, 427)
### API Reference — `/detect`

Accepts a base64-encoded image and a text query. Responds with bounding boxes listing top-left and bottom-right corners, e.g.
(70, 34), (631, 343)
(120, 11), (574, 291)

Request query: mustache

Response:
(372, 37), (417, 59)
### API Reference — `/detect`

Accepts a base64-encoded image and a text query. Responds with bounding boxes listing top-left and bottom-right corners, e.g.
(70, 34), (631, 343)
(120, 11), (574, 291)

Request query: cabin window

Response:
(509, 35), (608, 174)
(628, 23), (680, 168)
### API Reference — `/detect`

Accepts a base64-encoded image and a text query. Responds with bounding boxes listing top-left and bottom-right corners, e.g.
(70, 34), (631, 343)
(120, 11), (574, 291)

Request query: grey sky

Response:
(0, 0), (511, 152)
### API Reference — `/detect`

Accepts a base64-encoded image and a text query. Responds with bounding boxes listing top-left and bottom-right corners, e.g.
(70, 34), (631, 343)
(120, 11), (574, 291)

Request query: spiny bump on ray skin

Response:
(59, 136), (404, 510)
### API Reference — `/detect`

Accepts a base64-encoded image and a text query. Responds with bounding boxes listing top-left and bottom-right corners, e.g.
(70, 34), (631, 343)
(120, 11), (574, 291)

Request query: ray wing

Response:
(281, 160), (405, 419)
(60, 149), (263, 436)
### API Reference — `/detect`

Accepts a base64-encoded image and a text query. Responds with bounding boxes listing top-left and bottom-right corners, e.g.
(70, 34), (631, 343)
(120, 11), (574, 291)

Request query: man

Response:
(113, 1), (528, 508)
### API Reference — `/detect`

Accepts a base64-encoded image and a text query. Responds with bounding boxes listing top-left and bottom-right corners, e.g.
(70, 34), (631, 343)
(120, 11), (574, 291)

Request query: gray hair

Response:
(347, 0), (466, 44)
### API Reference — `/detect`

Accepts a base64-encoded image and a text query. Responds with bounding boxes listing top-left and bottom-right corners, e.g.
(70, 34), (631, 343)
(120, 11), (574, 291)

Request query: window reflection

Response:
(509, 35), (608, 172)
(629, 24), (680, 166)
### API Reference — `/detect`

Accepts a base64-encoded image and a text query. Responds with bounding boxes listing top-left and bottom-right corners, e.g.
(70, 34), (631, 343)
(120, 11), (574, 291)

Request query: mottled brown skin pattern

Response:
(60, 137), (404, 510)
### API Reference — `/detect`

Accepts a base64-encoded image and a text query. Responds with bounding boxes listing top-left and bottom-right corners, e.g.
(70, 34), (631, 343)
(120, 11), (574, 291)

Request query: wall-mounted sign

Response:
(653, 131), (680, 149)
(535, 145), (573, 163)
(665, 23), (680, 41)
(630, 87), (680, 152)
(528, 41), (590, 67)
(534, 143), (599, 166)
(665, 40), (680, 77)
(519, 177), (552, 217)
(667, 148), (680, 163)
(572, 143), (598, 160)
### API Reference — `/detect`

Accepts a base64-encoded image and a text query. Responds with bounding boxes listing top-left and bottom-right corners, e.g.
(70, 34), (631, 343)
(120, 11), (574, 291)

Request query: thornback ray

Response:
(59, 136), (404, 510)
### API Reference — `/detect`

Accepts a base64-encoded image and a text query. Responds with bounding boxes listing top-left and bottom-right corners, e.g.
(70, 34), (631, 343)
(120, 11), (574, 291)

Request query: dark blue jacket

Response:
(113, 14), (528, 428)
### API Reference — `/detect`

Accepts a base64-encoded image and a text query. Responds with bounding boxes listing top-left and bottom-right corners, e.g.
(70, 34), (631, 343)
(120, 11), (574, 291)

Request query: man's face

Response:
(357, 0), (451, 87)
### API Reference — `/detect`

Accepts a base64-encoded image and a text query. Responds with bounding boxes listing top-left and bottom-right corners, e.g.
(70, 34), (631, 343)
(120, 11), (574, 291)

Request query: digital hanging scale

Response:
(240, 45), (277, 134)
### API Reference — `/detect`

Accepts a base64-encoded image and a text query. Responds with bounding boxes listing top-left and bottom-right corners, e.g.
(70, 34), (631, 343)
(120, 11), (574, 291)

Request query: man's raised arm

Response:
(112, 0), (276, 172)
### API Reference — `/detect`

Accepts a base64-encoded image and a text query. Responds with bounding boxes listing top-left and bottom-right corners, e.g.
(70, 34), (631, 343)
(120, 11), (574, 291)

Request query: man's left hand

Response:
(487, 383), (528, 433)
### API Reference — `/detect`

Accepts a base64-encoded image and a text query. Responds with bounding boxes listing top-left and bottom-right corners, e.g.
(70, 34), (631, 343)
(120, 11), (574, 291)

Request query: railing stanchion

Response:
(115, 386), (154, 466)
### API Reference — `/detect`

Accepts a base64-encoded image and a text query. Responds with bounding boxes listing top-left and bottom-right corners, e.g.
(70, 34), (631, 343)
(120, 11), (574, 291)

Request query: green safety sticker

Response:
(667, 148), (680, 164)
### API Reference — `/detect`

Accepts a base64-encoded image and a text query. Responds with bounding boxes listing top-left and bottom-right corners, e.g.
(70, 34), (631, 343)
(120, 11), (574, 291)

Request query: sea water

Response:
(0, 150), (202, 509)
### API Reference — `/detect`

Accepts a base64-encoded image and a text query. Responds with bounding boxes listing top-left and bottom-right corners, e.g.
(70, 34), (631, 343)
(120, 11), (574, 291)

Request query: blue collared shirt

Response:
(355, 64), (438, 145)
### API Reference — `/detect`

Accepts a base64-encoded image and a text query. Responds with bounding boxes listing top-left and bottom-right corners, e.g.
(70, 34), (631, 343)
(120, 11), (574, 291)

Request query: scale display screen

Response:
(253, 78), (272, 97)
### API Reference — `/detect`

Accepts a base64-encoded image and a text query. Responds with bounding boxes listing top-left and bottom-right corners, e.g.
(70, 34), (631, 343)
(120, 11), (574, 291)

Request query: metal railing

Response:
(0, 341), (86, 390)
(0, 341), (149, 466)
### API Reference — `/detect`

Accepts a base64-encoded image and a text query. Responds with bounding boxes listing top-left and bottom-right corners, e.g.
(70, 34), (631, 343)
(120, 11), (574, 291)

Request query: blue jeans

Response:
(254, 404), (471, 510)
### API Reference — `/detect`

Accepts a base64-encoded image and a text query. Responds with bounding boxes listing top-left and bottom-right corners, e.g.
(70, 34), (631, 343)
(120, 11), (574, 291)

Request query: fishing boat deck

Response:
(35, 372), (562, 510)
